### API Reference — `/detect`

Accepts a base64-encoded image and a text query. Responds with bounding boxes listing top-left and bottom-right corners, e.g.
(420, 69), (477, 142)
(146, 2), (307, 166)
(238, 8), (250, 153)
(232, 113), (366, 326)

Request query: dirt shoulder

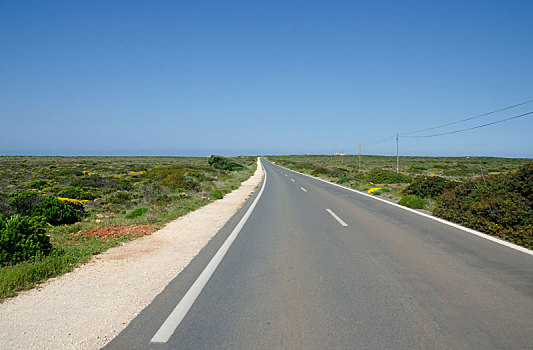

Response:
(0, 159), (264, 350)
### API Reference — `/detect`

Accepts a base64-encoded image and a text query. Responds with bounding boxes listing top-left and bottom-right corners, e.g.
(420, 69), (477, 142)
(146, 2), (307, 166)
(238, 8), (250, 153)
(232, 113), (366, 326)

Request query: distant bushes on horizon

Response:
(208, 155), (246, 171)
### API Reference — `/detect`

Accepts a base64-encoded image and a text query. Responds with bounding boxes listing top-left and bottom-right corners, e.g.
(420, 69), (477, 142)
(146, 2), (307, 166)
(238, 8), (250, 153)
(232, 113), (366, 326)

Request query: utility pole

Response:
(396, 132), (399, 174)
(359, 144), (361, 171)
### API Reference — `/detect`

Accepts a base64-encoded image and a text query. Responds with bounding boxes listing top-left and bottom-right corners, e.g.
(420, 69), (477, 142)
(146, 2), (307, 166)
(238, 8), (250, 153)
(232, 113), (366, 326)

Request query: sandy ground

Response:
(0, 159), (264, 350)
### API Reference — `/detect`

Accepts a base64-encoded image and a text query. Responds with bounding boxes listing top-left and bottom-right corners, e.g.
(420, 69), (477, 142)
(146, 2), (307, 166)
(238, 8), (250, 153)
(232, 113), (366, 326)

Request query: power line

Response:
(402, 111), (533, 138)
(362, 134), (396, 146)
(400, 99), (533, 136)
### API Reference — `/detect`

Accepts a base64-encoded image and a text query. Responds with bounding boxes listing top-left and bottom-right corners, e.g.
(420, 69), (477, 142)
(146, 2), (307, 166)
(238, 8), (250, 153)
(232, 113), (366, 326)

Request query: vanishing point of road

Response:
(106, 158), (533, 349)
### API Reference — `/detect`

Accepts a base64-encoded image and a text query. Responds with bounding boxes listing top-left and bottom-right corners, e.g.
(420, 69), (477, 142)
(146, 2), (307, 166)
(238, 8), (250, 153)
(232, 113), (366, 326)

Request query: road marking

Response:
(300, 187), (307, 192)
(150, 164), (268, 344)
(326, 209), (348, 227)
(291, 178), (295, 182)
(285, 174), (288, 177)
(271, 162), (533, 256)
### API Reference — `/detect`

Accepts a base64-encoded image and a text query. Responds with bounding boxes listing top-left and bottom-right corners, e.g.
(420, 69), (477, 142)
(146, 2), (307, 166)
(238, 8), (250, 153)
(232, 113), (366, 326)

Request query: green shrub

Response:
(58, 186), (97, 200)
(144, 165), (202, 191)
(433, 162), (533, 249)
(290, 162), (316, 171)
(311, 167), (332, 176)
(54, 169), (84, 176)
(188, 171), (215, 183)
(140, 184), (167, 201)
(0, 194), (12, 217)
(403, 176), (457, 199)
(350, 171), (365, 180)
(143, 165), (184, 181)
(366, 168), (412, 184)
(33, 197), (86, 225)
(398, 196), (428, 209)
(8, 192), (41, 216)
(208, 155), (246, 171)
(159, 171), (198, 191)
(336, 176), (351, 184)
(151, 194), (171, 206)
(330, 168), (348, 178)
(210, 189), (223, 199)
(71, 176), (130, 190)
(443, 165), (476, 177)
(107, 191), (131, 204)
(125, 207), (148, 219)
(0, 215), (52, 266)
(30, 180), (49, 190)
(409, 165), (428, 172)
(433, 164), (449, 169)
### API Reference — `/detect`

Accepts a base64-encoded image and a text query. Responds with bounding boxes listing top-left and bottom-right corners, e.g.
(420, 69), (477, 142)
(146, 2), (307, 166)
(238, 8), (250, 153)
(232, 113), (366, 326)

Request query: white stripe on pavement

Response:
(326, 209), (348, 227)
(150, 164), (268, 343)
(301, 187), (307, 192)
(272, 161), (532, 256)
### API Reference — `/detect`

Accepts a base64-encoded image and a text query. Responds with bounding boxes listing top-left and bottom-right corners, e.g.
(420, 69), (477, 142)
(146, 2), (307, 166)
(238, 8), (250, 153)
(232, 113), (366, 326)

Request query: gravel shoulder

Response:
(0, 159), (264, 350)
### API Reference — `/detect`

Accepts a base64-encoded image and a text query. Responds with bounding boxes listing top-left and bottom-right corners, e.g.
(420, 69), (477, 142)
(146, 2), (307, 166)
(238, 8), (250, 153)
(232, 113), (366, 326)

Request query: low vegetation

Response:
(0, 155), (256, 299)
(268, 154), (532, 249)
(366, 168), (412, 184)
(208, 155), (246, 171)
(403, 176), (458, 199)
(398, 195), (428, 209)
(434, 163), (532, 249)
(0, 215), (51, 266)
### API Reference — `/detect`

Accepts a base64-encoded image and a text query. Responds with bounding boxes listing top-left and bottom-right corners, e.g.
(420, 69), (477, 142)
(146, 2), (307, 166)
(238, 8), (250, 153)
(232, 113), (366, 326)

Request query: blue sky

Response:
(1, 1), (532, 157)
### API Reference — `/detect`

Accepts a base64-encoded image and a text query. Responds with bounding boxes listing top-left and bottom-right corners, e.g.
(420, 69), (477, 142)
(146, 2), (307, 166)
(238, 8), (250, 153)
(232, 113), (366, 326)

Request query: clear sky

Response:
(1, 0), (532, 157)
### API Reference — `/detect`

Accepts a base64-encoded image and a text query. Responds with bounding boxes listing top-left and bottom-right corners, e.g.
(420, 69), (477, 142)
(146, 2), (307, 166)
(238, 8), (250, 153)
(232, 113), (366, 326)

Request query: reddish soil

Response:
(71, 225), (161, 240)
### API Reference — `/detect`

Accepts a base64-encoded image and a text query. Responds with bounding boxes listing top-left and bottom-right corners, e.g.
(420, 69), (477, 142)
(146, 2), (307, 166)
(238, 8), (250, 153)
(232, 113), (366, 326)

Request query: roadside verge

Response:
(0, 159), (265, 350)
(270, 160), (533, 256)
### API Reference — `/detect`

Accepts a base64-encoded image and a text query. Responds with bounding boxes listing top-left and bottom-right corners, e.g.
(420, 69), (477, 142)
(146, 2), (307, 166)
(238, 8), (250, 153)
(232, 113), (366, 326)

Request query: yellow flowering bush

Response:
(367, 187), (382, 194)
(56, 197), (89, 205)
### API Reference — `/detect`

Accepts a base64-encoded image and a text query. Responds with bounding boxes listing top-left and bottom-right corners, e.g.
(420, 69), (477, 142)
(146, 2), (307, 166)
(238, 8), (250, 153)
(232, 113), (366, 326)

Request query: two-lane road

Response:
(106, 159), (533, 349)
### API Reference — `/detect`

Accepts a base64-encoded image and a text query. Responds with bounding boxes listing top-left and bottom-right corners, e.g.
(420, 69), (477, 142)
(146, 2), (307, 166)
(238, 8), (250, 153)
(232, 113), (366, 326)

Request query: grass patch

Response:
(125, 207), (148, 219)
(398, 195), (428, 209)
(210, 189), (223, 199)
(0, 253), (78, 299)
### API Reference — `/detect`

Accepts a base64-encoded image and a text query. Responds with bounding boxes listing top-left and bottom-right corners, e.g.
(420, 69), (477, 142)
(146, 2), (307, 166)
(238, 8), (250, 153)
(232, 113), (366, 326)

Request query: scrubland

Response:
(0, 155), (255, 299)
(268, 155), (532, 250)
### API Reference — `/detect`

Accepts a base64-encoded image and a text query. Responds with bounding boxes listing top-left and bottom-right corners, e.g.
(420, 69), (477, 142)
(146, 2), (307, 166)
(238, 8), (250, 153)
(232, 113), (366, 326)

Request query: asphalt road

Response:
(106, 159), (533, 349)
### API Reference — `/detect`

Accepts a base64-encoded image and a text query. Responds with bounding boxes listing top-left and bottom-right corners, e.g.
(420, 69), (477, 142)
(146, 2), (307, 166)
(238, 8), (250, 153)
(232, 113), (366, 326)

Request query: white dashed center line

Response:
(326, 209), (348, 227)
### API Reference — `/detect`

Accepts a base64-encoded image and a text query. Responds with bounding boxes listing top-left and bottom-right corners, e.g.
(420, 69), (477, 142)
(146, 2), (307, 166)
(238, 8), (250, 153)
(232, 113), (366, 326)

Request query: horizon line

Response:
(0, 153), (532, 159)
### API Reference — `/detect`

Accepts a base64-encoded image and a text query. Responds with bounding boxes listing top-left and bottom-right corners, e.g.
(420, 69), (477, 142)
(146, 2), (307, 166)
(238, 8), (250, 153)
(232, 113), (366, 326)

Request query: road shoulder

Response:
(0, 159), (264, 350)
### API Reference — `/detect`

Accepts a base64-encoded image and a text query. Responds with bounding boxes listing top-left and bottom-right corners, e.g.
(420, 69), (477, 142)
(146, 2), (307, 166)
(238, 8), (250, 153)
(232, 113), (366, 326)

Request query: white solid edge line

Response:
(326, 209), (348, 227)
(150, 161), (268, 343)
(271, 161), (533, 256)
(300, 187), (307, 192)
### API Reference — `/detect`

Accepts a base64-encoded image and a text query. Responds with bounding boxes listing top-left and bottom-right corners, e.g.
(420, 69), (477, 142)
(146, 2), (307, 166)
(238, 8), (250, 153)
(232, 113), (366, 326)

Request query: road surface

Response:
(105, 158), (533, 349)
